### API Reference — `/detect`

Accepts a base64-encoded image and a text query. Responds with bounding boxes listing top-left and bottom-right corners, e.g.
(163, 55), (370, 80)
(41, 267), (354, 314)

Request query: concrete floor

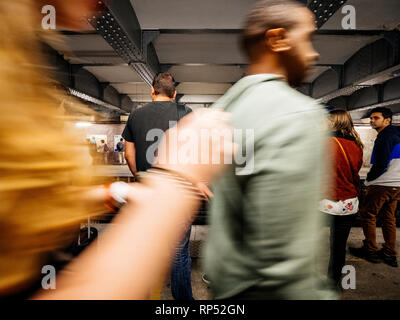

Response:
(341, 227), (400, 300)
(159, 226), (400, 300)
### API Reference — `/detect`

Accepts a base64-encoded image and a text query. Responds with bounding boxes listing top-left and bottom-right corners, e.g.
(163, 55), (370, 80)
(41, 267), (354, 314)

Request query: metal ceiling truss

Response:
(350, 98), (400, 121)
(320, 67), (400, 119)
(317, 65), (400, 104)
(79, 0), (398, 118)
(355, 98), (400, 113)
(68, 88), (127, 114)
(308, 0), (348, 28)
(42, 42), (129, 115)
(306, 4), (400, 116)
(88, 0), (160, 86)
(314, 32), (400, 102)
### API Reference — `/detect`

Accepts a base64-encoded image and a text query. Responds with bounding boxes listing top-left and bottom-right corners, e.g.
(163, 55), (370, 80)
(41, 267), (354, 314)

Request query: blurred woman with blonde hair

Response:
(0, 0), (234, 299)
(0, 0), (102, 297)
(320, 109), (363, 290)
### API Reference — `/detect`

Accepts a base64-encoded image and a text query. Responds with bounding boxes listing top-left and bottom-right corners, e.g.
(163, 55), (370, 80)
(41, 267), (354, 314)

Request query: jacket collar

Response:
(333, 130), (355, 141)
(377, 125), (399, 137)
(213, 74), (285, 112)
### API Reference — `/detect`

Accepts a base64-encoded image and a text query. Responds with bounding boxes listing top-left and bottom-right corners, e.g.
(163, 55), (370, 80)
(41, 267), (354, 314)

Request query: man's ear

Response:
(151, 86), (155, 96)
(384, 118), (391, 126)
(265, 28), (291, 53)
(172, 90), (177, 100)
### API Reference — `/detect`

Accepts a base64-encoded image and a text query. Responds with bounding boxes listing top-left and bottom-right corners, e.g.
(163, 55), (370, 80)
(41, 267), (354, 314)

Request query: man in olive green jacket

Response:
(204, 0), (335, 299)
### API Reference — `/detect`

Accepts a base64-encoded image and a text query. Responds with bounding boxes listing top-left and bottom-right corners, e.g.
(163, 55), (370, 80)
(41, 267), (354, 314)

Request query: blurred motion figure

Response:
(0, 0), (100, 296)
(0, 0), (234, 299)
(204, 0), (335, 299)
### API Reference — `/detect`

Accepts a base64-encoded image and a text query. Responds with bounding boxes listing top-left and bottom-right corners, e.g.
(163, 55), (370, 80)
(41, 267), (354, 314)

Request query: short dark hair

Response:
(369, 107), (393, 122)
(152, 72), (176, 98)
(240, 0), (304, 60)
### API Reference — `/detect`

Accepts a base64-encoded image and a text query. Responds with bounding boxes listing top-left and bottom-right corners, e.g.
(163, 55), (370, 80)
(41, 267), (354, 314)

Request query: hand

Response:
(195, 182), (214, 200)
(154, 108), (236, 184)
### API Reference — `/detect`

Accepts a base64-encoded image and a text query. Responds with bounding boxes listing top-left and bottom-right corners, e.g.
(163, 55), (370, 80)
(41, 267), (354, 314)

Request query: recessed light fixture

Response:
(75, 122), (93, 127)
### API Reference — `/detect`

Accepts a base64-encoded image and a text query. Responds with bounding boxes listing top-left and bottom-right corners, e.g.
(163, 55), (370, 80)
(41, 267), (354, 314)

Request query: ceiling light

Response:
(75, 122), (93, 127)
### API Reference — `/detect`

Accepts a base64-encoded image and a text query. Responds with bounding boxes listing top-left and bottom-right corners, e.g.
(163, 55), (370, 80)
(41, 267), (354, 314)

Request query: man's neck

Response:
(376, 125), (390, 134)
(153, 95), (174, 102)
(246, 54), (288, 81)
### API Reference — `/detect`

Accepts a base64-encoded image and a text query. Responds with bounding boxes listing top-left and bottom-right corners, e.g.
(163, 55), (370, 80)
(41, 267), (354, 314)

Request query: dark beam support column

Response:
(384, 31), (400, 65)
(176, 94), (184, 103)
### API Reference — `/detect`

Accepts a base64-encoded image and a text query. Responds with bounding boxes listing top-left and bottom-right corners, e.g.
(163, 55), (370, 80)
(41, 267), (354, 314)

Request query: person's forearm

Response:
(125, 148), (137, 177)
(126, 158), (137, 177)
(33, 176), (200, 300)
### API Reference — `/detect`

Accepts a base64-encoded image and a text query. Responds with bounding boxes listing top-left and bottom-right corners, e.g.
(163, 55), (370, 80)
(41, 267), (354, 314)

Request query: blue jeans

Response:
(170, 227), (194, 300)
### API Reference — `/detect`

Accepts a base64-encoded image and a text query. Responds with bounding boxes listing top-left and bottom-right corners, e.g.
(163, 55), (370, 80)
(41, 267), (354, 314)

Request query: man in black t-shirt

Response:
(122, 73), (191, 175)
(121, 72), (195, 300)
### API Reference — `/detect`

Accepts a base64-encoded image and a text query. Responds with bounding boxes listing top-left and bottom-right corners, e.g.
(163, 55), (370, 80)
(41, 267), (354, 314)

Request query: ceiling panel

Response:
(154, 34), (246, 64)
(304, 66), (331, 83)
(67, 56), (125, 65)
(131, 0), (257, 29)
(56, 20), (95, 32)
(112, 82), (151, 94)
(155, 33), (380, 66)
(84, 65), (143, 82)
(177, 83), (232, 95)
(170, 65), (245, 83)
(321, 0), (400, 31)
(313, 35), (381, 64)
(47, 34), (114, 53)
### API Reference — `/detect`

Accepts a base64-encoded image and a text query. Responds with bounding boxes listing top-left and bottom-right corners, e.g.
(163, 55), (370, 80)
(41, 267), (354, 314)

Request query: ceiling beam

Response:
(69, 51), (119, 57)
(308, 0), (348, 29)
(318, 64), (400, 103)
(68, 88), (128, 114)
(350, 98), (400, 121)
(61, 29), (386, 37)
(87, 0), (160, 85)
(149, 29), (385, 36)
(71, 63), (129, 67)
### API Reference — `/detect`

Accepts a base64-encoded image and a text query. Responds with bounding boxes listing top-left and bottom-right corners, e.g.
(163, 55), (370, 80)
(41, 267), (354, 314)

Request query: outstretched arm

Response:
(33, 109), (234, 300)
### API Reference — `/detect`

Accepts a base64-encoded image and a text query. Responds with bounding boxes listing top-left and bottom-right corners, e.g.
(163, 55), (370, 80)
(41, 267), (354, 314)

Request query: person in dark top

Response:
(116, 138), (126, 165)
(122, 75), (184, 175)
(350, 107), (400, 267)
(122, 72), (196, 300)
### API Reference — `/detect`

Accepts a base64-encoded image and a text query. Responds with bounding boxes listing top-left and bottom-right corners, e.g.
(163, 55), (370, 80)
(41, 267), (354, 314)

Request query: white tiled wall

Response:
(355, 126), (377, 170)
